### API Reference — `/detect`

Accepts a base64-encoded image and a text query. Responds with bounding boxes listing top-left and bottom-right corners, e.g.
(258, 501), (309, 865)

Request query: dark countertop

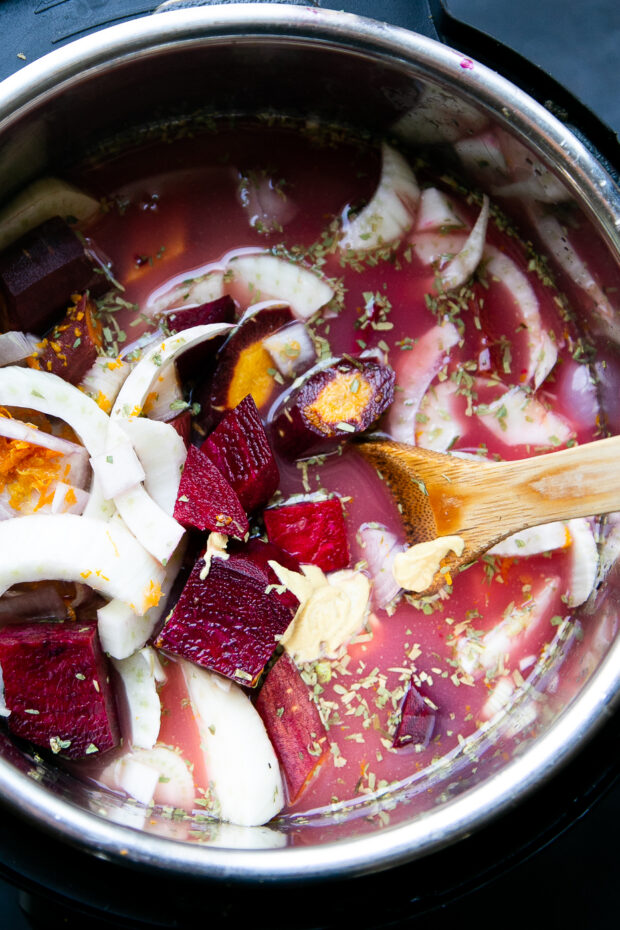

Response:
(0, 1), (618, 927)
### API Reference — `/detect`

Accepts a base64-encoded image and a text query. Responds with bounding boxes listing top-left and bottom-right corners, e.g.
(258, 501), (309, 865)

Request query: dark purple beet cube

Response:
(164, 295), (236, 382)
(392, 681), (436, 749)
(173, 444), (249, 538)
(263, 497), (350, 573)
(229, 537), (301, 612)
(155, 554), (293, 685)
(0, 620), (119, 758)
(0, 217), (107, 335)
(201, 394), (279, 513)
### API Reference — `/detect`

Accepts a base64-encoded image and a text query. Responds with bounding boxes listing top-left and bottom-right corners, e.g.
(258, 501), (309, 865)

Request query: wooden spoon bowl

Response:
(356, 435), (620, 594)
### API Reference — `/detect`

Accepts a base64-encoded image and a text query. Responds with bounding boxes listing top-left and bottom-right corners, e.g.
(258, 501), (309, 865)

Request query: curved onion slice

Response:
(112, 323), (232, 421)
(102, 746), (195, 810)
(180, 661), (284, 827)
(490, 521), (570, 558)
(339, 143), (419, 251)
(438, 195), (489, 292)
(566, 518), (599, 607)
(0, 331), (39, 367)
(415, 187), (463, 233)
(114, 484), (184, 566)
(485, 245), (557, 388)
(386, 322), (460, 443)
(119, 418), (186, 516)
(97, 538), (186, 660)
(112, 646), (166, 750)
(225, 253), (333, 321)
(358, 522), (405, 610)
(146, 268), (225, 316)
(416, 379), (464, 452)
(456, 580), (559, 678)
(527, 203), (619, 340)
(0, 177), (99, 252)
(0, 514), (165, 614)
(79, 356), (132, 414)
(476, 384), (573, 448)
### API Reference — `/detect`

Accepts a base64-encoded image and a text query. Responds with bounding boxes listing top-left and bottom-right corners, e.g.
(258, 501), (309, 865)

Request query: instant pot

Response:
(0, 1), (618, 926)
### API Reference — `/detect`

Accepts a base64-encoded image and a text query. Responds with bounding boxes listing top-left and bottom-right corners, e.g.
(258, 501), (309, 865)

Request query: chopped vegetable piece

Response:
(173, 444), (249, 538)
(180, 660), (284, 826)
(226, 253), (333, 320)
(26, 293), (102, 385)
(264, 497), (350, 573)
(163, 294), (235, 382)
(0, 217), (106, 334)
(0, 620), (119, 758)
(255, 651), (328, 803)
(156, 553), (292, 685)
(0, 177), (99, 252)
(272, 356), (395, 459)
(205, 304), (293, 418)
(234, 537), (301, 612)
(392, 681), (436, 749)
(201, 394), (279, 513)
(112, 646), (166, 751)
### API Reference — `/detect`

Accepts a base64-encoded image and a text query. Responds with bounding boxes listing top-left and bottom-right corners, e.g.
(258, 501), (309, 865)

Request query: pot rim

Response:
(0, 3), (619, 881)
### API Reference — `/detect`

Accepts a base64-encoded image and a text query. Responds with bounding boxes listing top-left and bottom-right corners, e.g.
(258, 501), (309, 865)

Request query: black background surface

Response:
(0, 1), (618, 927)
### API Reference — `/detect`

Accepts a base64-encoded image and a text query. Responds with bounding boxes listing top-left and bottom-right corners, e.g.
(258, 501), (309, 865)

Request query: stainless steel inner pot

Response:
(0, 1), (619, 883)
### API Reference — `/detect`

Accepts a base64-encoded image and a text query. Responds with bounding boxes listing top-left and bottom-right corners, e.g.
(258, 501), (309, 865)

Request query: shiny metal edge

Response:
(0, 3), (618, 880)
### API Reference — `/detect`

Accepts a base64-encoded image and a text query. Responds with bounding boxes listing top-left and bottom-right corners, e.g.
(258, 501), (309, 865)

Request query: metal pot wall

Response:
(0, 0), (619, 910)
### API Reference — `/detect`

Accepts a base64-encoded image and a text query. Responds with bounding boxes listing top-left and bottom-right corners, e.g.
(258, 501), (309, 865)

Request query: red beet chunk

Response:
(0, 620), (119, 759)
(263, 497), (350, 573)
(164, 295), (236, 382)
(26, 294), (102, 385)
(155, 554), (292, 685)
(201, 394), (279, 513)
(173, 444), (249, 538)
(255, 652), (328, 803)
(392, 681), (436, 749)
(232, 537), (301, 612)
(204, 304), (293, 420)
(0, 217), (107, 335)
(271, 356), (395, 459)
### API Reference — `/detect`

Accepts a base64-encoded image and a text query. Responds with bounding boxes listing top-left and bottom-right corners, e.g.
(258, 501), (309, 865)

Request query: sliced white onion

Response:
(141, 363), (184, 422)
(386, 322), (460, 443)
(476, 384), (573, 448)
(225, 253), (333, 321)
(79, 356), (132, 414)
(0, 413), (85, 455)
(113, 483), (185, 566)
(112, 323), (232, 421)
(262, 321), (316, 378)
(0, 176), (99, 252)
(0, 331), (39, 367)
(490, 521), (570, 558)
(415, 187), (464, 233)
(112, 646), (166, 750)
(358, 522), (405, 609)
(146, 268), (225, 316)
(485, 245), (557, 388)
(339, 143), (419, 251)
(0, 514), (165, 615)
(50, 481), (90, 515)
(181, 661), (284, 827)
(566, 518), (599, 607)
(90, 434), (146, 499)
(119, 418), (186, 516)
(437, 195), (489, 292)
(391, 85), (488, 145)
(98, 539), (186, 660)
(102, 746), (195, 810)
(416, 380), (464, 452)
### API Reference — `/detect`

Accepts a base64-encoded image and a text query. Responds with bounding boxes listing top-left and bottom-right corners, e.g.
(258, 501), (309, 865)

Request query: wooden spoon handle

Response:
(447, 434), (620, 552)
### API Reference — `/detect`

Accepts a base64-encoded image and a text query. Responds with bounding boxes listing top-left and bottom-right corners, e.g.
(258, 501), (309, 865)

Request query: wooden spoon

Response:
(355, 435), (620, 594)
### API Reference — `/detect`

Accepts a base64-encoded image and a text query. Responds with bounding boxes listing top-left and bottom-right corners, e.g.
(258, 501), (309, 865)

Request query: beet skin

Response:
(0, 620), (119, 758)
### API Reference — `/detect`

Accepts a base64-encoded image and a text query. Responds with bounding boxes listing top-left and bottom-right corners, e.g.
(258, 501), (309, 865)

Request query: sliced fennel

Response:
(0, 514), (165, 614)
(0, 177), (99, 252)
(181, 661), (284, 827)
(339, 143), (419, 251)
(112, 646), (166, 750)
(226, 253), (334, 320)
